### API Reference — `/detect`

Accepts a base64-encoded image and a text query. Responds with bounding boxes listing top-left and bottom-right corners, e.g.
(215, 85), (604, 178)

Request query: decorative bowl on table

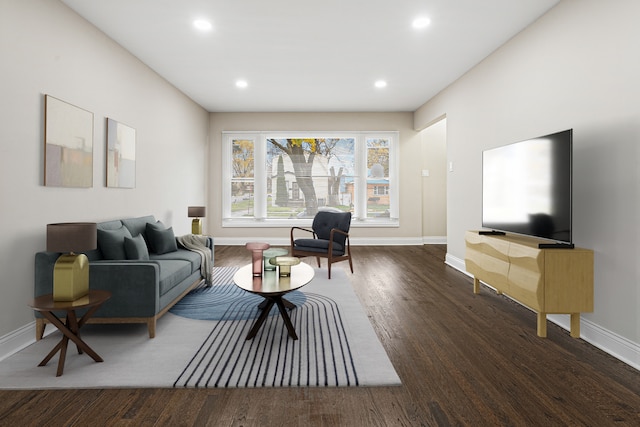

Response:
(262, 248), (289, 271)
(269, 256), (301, 277)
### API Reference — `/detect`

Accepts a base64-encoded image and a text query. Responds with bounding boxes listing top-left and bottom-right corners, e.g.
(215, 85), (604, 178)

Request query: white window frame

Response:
(222, 131), (399, 228)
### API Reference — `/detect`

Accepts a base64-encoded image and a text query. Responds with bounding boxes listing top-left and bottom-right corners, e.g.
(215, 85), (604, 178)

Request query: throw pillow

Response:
(97, 226), (133, 260)
(124, 234), (150, 260)
(145, 223), (178, 254)
(121, 215), (156, 238)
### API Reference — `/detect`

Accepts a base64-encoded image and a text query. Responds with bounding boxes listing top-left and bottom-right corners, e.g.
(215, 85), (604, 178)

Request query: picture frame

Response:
(44, 95), (94, 188)
(106, 118), (136, 188)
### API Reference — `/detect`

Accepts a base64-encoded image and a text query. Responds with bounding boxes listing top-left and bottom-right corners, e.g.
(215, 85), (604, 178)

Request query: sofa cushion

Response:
(151, 249), (201, 274)
(124, 234), (150, 260)
(97, 226), (133, 260)
(146, 223), (178, 254)
(156, 260), (192, 296)
(121, 215), (156, 238)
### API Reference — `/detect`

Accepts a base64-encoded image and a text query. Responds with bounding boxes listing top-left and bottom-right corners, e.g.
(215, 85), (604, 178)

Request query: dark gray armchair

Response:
(290, 211), (354, 279)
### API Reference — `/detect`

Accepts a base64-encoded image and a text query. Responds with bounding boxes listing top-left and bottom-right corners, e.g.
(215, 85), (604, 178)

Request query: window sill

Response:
(222, 218), (399, 228)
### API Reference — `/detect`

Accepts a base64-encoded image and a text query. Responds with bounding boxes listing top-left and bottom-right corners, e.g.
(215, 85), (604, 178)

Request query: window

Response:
(229, 137), (256, 217)
(222, 132), (399, 227)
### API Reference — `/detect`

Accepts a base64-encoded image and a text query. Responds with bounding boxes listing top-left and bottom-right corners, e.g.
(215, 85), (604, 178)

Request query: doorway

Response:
(420, 117), (447, 243)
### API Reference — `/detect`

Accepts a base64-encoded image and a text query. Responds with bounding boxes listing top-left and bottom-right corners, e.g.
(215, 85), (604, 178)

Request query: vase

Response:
(245, 242), (270, 276)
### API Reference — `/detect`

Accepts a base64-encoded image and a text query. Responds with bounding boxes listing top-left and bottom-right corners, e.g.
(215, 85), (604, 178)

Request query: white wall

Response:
(207, 112), (423, 244)
(0, 0), (209, 338)
(414, 0), (640, 364)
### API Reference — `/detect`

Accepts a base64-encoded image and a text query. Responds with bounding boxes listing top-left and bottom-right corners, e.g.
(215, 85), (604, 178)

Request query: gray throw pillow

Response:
(121, 215), (156, 237)
(97, 226), (132, 260)
(124, 234), (150, 260)
(146, 223), (177, 254)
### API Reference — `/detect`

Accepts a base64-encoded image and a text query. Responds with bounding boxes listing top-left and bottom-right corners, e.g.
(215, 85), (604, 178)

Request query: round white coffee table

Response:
(233, 262), (314, 340)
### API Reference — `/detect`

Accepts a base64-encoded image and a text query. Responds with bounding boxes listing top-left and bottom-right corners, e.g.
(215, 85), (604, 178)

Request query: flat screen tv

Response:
(482, 129), (573, 245)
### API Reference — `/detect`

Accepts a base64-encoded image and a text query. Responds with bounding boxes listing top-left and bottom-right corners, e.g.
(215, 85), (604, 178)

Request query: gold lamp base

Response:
(191, 218), (202, 235)
(53, 253), (90, 301)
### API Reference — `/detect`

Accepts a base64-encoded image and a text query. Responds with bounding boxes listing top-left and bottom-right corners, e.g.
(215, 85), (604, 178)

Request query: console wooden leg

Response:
(473, 278), (480, 294)
(537, 312), (547, 338)
(570, 313), (581, 338)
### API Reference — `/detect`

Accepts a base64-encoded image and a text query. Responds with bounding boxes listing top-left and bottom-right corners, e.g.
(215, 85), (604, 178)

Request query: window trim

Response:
(222, 131), (399, 228)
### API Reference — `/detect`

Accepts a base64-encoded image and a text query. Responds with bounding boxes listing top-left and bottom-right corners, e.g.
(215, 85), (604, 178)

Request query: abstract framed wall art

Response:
(106, 118), (136, 188)
(44, 95), (94, 187)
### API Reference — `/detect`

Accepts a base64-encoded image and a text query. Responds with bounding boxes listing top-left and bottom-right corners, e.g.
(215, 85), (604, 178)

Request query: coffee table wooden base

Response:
(248, 296), (297, 340)
(233, 263), (314, 341)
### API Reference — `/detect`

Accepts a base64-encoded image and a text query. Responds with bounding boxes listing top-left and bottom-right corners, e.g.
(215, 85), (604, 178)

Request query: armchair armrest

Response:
(329, 228), (349, 240)
(329, 228), (350, 255)
(290, 226), (317, 246)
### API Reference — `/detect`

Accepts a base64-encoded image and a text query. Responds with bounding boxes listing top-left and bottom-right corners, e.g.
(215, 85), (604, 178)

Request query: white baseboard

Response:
(548, 314), (640, 371)
(445, 252), (640, 372)
(445, 252), (468, 274)
(423, 236), (447, 244)
(1, 320), (59, 363)
(215, 236), (429, 246)
(0, 321), (50, 363)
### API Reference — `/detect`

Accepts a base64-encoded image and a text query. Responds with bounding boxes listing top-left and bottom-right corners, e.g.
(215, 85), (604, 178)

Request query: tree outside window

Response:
(266, 138), (354, 218)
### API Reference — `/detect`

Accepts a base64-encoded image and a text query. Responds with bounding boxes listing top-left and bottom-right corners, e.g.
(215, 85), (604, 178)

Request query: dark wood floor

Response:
(1, 245), (639, 426)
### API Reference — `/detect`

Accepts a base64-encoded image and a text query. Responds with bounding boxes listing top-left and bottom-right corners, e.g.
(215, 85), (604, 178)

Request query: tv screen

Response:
(482, 129), (572, 244)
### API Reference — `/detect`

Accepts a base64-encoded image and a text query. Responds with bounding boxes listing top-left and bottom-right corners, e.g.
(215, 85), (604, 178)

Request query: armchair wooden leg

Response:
(316, 257), (321, 267)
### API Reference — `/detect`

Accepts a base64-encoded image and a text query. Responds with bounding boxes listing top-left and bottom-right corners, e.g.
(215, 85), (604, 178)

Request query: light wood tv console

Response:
(465, 231), (594, 338)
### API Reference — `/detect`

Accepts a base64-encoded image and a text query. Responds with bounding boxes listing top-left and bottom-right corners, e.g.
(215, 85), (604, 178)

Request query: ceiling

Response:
(61, 0), (559, 113)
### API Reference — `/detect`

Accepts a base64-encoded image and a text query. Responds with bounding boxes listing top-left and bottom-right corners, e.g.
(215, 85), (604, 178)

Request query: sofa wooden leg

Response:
(147, 318), (156, 338)
(36, 318), (45, 341)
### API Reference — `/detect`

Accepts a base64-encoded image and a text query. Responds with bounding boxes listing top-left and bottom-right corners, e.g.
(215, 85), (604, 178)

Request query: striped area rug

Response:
(0, 266), (400, 389)
(171, 267), (360, 387)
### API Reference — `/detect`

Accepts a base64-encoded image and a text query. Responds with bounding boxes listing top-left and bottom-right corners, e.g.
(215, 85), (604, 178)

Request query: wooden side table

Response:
(29, 289), (111, 376)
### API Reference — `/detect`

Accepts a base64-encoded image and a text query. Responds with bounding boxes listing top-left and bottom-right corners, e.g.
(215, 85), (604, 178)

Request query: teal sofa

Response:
(34, 215), (213, 338)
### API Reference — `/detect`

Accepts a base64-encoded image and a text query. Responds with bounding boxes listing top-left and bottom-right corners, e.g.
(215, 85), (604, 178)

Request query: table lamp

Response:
(188, 206), (206, 235)
(47, 222), (97, 301)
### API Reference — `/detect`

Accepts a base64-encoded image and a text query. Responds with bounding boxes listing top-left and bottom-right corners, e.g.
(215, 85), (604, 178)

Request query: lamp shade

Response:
(188, 206), (206, 218)
(46, 222), (97, 253)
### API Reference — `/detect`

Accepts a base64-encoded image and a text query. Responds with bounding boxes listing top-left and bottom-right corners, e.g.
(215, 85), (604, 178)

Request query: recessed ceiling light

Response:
(374, 80), (387, 89)
(193, 19), (212, 31)
(236, 79), (248, 89)
(412, 16), (431, 29)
